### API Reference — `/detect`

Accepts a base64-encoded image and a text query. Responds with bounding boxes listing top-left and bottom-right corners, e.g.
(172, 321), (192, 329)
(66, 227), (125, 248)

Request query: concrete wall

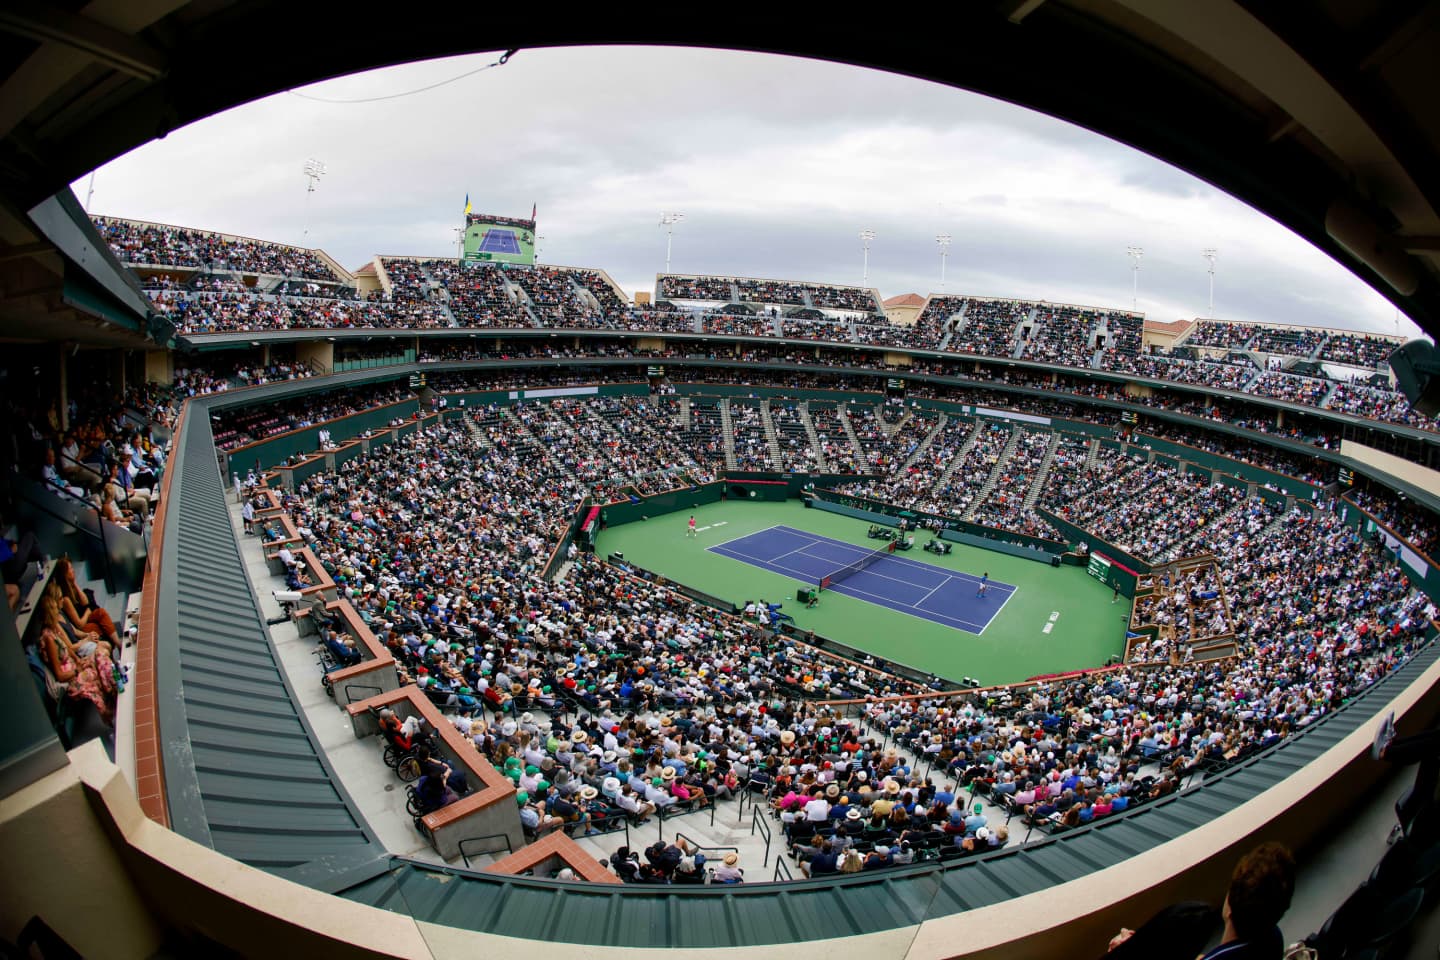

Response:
(294, 340), (334, 375)
(1342, 438), (1440, 499)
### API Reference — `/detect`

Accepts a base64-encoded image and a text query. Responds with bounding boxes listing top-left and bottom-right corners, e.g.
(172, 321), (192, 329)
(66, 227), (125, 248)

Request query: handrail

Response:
(49, 449), (157, 559)
(54, 449), (158, 550)
(344, 683), (383, 704)
(12, 477), (113, 593)
(750, 807), (773, 868)
(772, 855), (793, 882)
(459, 832), (514, 869)
(654, 794), (713, 841)
(673, 831), (737, 856)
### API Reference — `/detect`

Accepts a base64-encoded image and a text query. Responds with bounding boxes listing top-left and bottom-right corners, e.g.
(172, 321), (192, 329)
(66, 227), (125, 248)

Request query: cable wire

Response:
(286, 50), (517, 104)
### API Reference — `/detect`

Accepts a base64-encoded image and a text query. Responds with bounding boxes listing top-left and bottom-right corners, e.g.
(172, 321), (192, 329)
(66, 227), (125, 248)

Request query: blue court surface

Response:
(708, 524), (1016, 634)
(477, 229), (521, 254)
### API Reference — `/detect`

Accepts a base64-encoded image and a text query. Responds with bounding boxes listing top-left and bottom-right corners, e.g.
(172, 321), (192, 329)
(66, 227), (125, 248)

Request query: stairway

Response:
(1022, 433), (1062, 509)
(798, 402), (830, 472)
(505, 279), (545, 328)
(835, 404), (868, 471)
(963, 427), (1021, 520)
(1084, 437), (1101, 469)
(678, 397), (692, 431)
(760, 401), (784, 466)
(501, 407), (574, 479)
(876, 402), (905, 438)
(930, 421), (984, 495)
(900, 413), (947, 471)
(1257, 503), (1295, 542)
(1011, 306), (1036, 358)
(462, 411), (491, 450)
(718, 399), (739, 471)
(1172, 497), (1248, 558)
(937, 298), (968, 351)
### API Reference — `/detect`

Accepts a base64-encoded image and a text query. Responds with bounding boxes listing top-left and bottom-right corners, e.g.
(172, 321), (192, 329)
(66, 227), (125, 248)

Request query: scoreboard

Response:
(462, 212), (536, 265)
(885, 377), (907, 397)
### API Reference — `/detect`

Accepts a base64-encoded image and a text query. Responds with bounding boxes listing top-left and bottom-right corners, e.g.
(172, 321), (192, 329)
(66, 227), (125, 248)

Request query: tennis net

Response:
(818, 540), (896, 592)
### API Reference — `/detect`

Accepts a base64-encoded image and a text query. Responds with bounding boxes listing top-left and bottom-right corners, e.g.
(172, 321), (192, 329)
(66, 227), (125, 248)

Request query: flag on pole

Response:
(464, 193), (472, 216)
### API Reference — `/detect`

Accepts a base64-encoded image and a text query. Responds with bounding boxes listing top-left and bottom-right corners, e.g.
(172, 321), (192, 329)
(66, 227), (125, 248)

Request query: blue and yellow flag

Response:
(463, 193), (472, 216)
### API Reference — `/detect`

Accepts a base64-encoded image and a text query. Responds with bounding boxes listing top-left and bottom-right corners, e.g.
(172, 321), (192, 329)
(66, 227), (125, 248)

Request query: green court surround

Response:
(596, 500), (1128, 685)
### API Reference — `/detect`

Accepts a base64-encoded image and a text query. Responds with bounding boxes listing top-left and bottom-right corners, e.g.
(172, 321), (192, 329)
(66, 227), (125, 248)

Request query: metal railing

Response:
(750, 807), (773, 868)
(654, 792), (717, 840)
(344, 683), (384, 704)
(11, 478), (115, 594)
(459, 833), (514, 869)
(673, 831), (737, 858)
(57, 449), (153, 556)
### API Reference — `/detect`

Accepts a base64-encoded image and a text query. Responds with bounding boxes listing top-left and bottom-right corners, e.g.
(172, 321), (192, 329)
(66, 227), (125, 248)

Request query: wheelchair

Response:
(374, 714), (430, 782)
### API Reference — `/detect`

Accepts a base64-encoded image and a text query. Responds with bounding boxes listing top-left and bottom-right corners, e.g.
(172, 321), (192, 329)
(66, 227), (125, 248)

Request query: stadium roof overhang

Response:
(0, 0), (1437, 341)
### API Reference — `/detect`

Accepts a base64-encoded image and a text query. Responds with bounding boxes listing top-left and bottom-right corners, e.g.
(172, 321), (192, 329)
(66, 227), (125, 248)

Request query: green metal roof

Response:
(155, 408), (388, 889)
(328, 633), (1438, 947)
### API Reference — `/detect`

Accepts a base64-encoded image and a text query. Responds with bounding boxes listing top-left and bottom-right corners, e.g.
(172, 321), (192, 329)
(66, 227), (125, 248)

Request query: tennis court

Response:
(708, 525), (1015, 634)
(595, 501), (1127, 684)
(477, 229), (521, 254)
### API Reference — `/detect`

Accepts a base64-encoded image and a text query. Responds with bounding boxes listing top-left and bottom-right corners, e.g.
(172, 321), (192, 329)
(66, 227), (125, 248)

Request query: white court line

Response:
(772, 524), (1018, 592)
(979, 582), (1021, 636)
(824, 579), (988, 633)
(794, 544), (1009, 599)
(707, 523), (798, 551)
(916, 575), (954, 607)
(714, 544), (990, 634)
(708, 544), (833, 585)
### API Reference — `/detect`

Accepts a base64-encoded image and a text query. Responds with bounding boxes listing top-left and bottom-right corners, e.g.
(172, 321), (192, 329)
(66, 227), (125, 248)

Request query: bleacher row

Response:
(216, 376), (1422, 575)
(228, 385), (1432, 890)
(98, 215), (1424, 432)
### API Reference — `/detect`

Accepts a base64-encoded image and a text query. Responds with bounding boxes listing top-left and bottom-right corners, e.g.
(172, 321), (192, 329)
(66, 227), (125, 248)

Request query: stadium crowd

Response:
(238, 376), (1436, 884)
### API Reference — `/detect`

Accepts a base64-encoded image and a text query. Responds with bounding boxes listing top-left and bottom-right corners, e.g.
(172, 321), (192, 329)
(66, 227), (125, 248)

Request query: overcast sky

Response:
(78, 46), (1420, 337)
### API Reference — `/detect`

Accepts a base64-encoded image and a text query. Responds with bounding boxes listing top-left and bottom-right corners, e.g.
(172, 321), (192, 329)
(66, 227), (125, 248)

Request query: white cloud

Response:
(76, 46), (1420, 338)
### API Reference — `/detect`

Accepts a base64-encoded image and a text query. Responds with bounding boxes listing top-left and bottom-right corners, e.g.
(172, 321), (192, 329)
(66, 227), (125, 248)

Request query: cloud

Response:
(75, 46), (1420, 339)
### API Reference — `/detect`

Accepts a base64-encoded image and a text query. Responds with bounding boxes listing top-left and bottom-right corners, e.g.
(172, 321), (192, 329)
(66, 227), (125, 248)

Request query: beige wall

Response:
(0, 748), (164, 957)
(295, 340), (335, 375)
(885, 304), (922, 327)
(1142, 329), (1183, 352)
(1341, 438), (1440, 499)
(144, 349), (173, 385)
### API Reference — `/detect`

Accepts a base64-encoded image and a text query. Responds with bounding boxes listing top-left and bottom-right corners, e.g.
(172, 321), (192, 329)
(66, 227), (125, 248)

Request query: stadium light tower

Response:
(1202, 247), (1218, 315)
(935, 234), (952, 292)
(659, 212), (684, 273)
(301, 158), (326, 245)
(453, 226), (464, 261)
(1126, 245), (1143, 310)
(860, 229), (876, 286)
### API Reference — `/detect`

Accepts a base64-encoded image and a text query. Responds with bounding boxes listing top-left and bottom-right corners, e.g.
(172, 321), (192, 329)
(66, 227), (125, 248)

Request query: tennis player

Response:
(976, 572), (989, 598)
(686, 515), (697, 538)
